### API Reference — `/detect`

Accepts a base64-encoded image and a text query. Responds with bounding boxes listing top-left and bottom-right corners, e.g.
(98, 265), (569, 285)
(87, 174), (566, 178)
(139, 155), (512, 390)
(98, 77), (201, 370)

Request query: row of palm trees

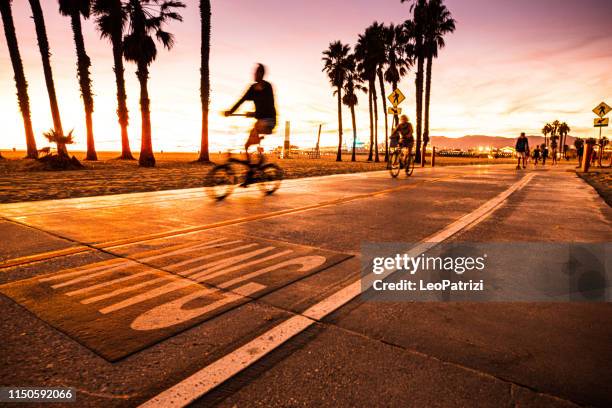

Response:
(322, 0), (456, 162)
(1, 0), (213, 167)
(542, 120), (571, 154)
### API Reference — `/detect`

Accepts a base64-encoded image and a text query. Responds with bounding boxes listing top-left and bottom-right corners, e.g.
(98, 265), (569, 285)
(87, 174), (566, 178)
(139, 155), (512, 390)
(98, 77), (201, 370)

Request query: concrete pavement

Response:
(0, 164), (610, 407)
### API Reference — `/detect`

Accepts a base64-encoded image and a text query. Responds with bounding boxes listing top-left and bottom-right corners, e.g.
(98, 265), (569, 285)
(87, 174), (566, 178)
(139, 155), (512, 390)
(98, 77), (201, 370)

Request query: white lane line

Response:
(139, 173), (535, 408)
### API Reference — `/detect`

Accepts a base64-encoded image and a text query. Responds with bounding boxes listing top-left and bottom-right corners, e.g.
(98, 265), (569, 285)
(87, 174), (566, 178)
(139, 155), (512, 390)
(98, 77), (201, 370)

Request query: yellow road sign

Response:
(388, 88), (405, 107)
(594, 117), (609, 127)
(593, 102), (611, 118)
(387, 107), (402, 115)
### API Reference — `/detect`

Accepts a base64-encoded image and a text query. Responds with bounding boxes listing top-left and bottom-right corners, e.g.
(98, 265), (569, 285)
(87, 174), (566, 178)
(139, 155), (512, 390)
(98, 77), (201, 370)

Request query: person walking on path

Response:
(574, 138), (584, 168)
(515, 132), (529, 169)
(532, 145), (541, 166)
(541, 143), (548, 166)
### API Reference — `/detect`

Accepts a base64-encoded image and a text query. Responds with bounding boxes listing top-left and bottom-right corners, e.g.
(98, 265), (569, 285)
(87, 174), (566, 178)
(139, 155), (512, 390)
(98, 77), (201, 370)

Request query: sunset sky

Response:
(1, 0), (611, 152)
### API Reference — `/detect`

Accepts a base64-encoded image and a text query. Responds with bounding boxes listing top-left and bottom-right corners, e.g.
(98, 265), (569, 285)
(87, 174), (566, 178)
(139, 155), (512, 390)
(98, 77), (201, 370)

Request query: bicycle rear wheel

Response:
(389, 150), (401, 178)
(257, 163), (283, 195)
(207, 164), (237, 200)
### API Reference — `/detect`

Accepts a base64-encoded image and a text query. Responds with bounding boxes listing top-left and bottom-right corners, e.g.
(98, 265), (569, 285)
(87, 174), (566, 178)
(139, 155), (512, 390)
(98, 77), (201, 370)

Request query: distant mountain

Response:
(429, 135), (576, 150)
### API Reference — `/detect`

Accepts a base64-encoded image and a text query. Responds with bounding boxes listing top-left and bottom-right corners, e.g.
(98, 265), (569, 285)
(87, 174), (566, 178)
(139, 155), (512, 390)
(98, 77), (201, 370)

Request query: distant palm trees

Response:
(342, 54), (367, 162)
(123, 0), (185, 167)
(422, 0), (455, 160)
(1, 0), (38, 158)
(558, 122), (570, 159)
(29, 0), (65, 154)
(322, 41), (351, 162)
(198, 0), (211, 163)
(59, 0), (97, 161)
(93, 0), (134, 160)
(355, 28), (380, 162)
(541, 123), (552, 147)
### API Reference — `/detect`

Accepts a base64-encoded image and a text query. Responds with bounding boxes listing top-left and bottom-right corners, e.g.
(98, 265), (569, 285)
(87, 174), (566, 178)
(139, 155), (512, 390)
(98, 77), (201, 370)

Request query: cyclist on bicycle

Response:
(390, 115), (414, 154)
(225, 63), (277, 154)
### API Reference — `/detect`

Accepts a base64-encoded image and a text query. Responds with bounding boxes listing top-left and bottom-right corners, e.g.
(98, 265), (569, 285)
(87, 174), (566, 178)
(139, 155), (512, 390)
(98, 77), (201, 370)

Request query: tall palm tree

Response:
(422, 0), (455, 161)
(59, 0), (97, 160)
(384, 23), (412, 128)
(355, 33), (373, 161)
(197, 0), (211, 162)
(541, 123), (551, 147)
(1, 0), (38, 158)
(322, 41), (350, 162)
(123, 0), (185, 167)
(29, 0), (65, 155)
(366, 22), (388, 162)
(93, 0), (135, 160)
(403, 0), (427, 163)
(558, 122), (570, 159)
(355, 26), (382, 162)
(342, 54), (366, 162)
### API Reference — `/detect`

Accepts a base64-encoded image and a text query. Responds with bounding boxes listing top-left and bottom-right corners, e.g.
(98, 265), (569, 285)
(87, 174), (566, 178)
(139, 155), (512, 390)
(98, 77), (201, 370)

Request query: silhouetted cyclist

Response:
(225, 63), (277, 153)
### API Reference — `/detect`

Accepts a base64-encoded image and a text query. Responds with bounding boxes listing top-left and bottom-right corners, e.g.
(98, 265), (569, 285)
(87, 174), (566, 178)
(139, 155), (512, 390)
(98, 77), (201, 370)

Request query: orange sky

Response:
(1, 0), (611, 152)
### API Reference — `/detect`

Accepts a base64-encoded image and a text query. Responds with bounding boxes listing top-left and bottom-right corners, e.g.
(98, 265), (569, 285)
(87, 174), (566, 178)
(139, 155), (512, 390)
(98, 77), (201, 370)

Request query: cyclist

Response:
(390, 115), (414, 159)
(225, 63), (277, 185)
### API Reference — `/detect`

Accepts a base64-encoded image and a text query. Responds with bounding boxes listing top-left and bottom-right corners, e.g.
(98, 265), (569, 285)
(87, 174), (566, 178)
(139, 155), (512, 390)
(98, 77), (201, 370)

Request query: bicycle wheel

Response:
(405, 152), (415, 176)
(389, 150), (401, 178)
(256, 163), (283, 195)
(207, 164), (237, 200)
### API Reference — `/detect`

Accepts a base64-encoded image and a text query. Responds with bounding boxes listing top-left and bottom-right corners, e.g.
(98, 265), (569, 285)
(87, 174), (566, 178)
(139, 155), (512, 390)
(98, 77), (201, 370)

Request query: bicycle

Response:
(389, 144), (415, 177)
(207, 113), (283, 200)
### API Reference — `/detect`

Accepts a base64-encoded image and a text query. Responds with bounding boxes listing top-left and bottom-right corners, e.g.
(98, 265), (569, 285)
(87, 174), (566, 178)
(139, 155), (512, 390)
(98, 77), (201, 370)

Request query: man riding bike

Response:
(390, 115), (414, 156)
(224, 63), (276, 186)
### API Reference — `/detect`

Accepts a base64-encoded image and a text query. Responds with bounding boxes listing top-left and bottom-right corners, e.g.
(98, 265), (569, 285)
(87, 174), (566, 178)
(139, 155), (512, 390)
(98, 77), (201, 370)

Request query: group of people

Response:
(515, 132), (568, 169)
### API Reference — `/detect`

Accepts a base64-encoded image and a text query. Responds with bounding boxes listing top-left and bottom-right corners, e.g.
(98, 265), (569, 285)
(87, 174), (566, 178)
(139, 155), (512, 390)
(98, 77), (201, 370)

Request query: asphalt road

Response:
(0, 164), (610, 407)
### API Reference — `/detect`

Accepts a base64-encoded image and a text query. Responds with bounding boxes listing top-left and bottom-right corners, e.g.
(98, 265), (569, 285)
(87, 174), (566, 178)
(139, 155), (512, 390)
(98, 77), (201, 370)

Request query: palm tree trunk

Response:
(378, 69), (389, 162)
(415, 52), (424, 163)
(351, 104), (357, 162)
(367, 87), (373, 161)
(29, 0), (63, 138)
(336, 85), (343, 162)
(1, 0), (37, 159)
(392, 81), (399, 128)
(198, 0), (211, 162)
(111, 32), (133, 160)
(372, 79), (379, 162)
(423, 55), (433, 165)
(137, 62), (155, 167)
(70, 11), (96, 160)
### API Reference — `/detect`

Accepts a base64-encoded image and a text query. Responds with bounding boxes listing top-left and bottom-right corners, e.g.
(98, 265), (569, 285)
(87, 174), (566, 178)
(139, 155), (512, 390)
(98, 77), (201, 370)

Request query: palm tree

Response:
(541, 123), (551, 147)
(342, 54), (367, 162)
(59, 0), (97, 161)
(365, 22), (388, 163)
(558, 122), (570, 159)
(422, 0), (455, 161)
(29, 0), (65, 154)
(93, 0), (135, 160)
(1, 0), (38, 158)
(322, 41), (350, 162)
(123, 0), (186, 167)
(355, 27), (382, 162)
(403, 0), (427, 163)
(197, 0), (211, 162)
(384, 23), (412, 128)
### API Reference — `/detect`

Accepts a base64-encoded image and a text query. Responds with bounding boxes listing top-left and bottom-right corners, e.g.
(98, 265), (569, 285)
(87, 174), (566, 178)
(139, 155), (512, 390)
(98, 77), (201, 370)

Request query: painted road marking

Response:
(0, 174), (461, 270)
(139, 173), (536, 408)
(0, 233), (350, 361)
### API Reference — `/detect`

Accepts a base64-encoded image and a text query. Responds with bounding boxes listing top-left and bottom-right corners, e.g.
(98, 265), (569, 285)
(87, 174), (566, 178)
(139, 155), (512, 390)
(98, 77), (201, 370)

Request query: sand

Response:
(0, 150), (516, 203)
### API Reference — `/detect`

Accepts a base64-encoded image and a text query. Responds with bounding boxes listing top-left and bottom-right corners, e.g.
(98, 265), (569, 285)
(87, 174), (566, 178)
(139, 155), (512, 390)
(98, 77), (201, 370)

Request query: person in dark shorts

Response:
(390, 115), (414, 154)
(225, 63), (277, 155)
(532, 144), (541, 166)
(515, 132), (529, 169)
(541, 143), (548, 165)
(574, 138), (584, 168)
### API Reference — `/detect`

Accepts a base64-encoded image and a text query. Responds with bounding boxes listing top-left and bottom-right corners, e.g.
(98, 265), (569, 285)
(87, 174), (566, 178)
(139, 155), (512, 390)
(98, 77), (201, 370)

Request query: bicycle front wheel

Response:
(257, 163), (283, 195)
(389, 150), (401, 178)
(405, 152), (415, 176)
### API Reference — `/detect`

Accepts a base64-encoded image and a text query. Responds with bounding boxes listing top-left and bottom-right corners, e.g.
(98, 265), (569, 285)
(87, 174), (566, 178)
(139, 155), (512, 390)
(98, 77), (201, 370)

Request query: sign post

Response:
(592, 102), (610, 168)
(387, 88), (406, 128)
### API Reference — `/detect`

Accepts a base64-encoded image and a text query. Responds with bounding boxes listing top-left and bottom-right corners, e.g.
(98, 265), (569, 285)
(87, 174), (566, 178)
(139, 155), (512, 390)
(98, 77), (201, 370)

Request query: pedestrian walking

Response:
(515, 132), (529, 169)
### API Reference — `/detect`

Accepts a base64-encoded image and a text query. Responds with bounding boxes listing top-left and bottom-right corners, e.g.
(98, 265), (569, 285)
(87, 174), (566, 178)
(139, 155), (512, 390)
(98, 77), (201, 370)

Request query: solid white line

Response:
(138, 173), (535, 408)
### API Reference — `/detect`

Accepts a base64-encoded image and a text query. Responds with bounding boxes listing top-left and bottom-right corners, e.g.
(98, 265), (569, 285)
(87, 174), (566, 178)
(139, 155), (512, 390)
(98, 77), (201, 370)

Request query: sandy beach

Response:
(0, 150), (515, 203)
